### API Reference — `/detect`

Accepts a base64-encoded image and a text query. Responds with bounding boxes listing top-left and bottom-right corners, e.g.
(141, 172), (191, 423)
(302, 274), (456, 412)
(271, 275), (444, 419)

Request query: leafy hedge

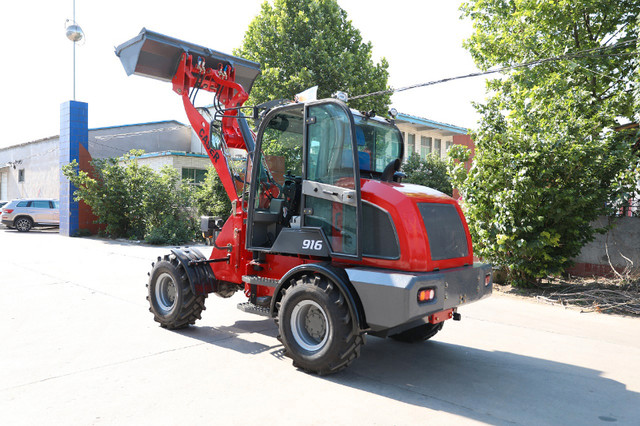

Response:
(62, 150), (199, 245)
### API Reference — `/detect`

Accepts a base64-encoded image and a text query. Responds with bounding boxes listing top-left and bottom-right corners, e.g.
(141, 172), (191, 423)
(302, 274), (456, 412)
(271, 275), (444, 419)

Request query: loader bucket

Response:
(115, 28), (261, 94)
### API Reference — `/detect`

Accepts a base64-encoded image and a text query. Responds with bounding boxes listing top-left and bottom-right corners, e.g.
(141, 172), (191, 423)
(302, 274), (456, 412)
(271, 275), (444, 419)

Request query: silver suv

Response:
(1, 199), (60, 232)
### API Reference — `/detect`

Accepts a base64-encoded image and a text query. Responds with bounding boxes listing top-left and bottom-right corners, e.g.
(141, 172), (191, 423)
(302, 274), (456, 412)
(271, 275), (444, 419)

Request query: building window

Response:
(420, 136), (432, 159)
(182, 168), (206, 185)
(408, 134), (416, 157)
(18, 169), (25, 183)
(434, 139), (442, 158)
(445, 141), (453, 152)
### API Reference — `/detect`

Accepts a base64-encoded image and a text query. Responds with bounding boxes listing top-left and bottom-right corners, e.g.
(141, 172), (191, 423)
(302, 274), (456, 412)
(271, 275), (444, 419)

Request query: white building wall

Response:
(133, 154), (211, 177)
(134, 155), (176, 172)
(0, 137), (60, 200)
(190, 131), (206, 154)
(1, 170), (7, 200)
(172, 155), (211, 172)
(396, 123), (455, 161)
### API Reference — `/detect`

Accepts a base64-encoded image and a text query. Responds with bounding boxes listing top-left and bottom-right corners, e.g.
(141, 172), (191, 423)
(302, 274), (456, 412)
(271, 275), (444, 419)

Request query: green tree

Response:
(194, 165), (233, 218)
(457, 1), (640, 285)
(402, 152), (453, 196)
(235, 0), (391, 114)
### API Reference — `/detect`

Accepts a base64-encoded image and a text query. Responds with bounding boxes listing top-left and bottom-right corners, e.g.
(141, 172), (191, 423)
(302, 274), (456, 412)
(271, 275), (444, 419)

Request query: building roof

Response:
(89, 120), (186, 132)
(134, 151), (208, 159)
(396, 113), (468, 136)
(0, 120), (188, 153)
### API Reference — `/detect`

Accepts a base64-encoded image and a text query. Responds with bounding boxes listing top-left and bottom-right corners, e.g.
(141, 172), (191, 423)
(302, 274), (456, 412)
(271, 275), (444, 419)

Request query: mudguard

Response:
(170, 247), (217, 295)
(271, 263), (367, 330)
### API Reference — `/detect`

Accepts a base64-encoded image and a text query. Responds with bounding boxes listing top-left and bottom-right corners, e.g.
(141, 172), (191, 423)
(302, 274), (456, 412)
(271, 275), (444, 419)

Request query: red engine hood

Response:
(343, 179), (473, 272)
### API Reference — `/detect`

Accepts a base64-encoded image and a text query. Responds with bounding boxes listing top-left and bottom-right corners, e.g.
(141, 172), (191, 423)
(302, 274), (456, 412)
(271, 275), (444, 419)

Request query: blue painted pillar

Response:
(59, 101), (88, 236)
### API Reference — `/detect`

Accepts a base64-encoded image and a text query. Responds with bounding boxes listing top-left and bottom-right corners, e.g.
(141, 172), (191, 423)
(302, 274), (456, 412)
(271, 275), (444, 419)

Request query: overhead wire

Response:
(568, 60), (638, 86)
(350, 40), (638, 101)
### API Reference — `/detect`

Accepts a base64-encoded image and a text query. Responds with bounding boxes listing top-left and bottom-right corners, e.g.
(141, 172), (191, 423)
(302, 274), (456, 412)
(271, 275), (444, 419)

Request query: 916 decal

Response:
(302, 239), (323, 251)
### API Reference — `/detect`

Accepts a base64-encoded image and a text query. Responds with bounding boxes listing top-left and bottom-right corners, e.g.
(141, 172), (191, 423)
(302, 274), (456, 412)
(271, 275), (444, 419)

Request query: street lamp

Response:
(65, 0), (85, 101)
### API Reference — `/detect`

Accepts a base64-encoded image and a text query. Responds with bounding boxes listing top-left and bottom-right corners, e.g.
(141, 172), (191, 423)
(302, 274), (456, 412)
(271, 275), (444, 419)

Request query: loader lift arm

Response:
(172, 52), (249, 202)
(115, 28), (262, 203)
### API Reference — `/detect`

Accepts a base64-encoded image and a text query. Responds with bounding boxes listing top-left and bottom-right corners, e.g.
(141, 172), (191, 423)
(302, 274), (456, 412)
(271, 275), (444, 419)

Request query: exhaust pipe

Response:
(115, 28), (261, 94)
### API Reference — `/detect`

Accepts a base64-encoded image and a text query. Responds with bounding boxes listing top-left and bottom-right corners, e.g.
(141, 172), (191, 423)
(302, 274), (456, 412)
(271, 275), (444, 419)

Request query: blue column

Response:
(59, 101), (88, 236)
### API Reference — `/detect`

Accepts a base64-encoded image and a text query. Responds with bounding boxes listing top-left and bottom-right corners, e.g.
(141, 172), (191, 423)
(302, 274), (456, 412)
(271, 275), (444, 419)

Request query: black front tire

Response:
(389, 322), (443, 343)
(147, 254), (206, 329)
(278, 274), (363, 375)
(15, 217), (33, 232)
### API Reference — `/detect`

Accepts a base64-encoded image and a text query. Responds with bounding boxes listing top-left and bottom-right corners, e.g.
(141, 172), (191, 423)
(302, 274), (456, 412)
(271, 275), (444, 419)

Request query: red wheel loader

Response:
(116, 29), (492, 375)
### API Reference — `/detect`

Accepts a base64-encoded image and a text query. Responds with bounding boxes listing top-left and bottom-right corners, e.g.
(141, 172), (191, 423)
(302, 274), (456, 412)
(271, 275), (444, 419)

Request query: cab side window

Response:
(249, 106), (304, 249)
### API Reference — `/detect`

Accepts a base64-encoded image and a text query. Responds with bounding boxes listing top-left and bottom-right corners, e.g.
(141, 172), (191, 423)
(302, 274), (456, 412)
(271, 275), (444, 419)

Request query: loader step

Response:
(242, 275), (279, 287)
(237, 302), (271, 317)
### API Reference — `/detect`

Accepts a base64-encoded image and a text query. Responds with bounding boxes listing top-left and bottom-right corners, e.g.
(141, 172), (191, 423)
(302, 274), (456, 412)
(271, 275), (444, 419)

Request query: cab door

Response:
(302, 101), (362, 259)
(246, 104), (305, 251)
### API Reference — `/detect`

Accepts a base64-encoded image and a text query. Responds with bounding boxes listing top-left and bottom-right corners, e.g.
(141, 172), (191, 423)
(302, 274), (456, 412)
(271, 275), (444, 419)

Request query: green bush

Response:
(144, 215), (199, 246)
(448, 111), (636, 287)
(144, 166), (199, 245)
(194, 165), (232, 219)
(62, 150), (199, 245)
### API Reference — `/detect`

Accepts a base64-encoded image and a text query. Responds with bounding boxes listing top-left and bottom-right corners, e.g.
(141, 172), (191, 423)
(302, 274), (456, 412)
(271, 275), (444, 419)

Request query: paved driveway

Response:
(1, 230), (639, 425)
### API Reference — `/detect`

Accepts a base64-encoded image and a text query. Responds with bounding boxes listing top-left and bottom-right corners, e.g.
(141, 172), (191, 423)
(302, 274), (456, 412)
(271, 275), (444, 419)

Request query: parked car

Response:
(1, 199), (60, 232)
(0, 201), (7, 210)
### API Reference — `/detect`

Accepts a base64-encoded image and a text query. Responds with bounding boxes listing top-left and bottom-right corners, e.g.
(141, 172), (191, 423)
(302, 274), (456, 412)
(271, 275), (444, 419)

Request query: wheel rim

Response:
(290, 300), (329, 352)
(16, 218), (30, 231)
(155, 272), (177, 314)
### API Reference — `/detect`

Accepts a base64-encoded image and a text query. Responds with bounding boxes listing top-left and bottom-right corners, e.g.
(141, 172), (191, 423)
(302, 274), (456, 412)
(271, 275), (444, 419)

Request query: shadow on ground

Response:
(176, 319), (282, 356)
(178, 319), (639, 424)
(1, 226), (59, 234)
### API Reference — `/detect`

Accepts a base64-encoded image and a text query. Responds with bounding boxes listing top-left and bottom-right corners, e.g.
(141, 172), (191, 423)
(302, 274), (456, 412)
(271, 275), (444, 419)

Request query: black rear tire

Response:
(389, 322), (443, 343)
(278, 274), (363, 375)
(15, 217), (33, 232)
(147, 254), (206, 329)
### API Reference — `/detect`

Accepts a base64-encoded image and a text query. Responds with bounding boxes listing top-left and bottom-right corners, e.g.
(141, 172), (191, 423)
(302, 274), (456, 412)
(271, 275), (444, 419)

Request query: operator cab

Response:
(246, 99), (404, 260)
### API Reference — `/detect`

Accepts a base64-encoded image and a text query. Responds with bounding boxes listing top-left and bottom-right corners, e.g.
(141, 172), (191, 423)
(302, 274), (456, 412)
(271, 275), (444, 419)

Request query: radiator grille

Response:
(417, 203), (469, 260)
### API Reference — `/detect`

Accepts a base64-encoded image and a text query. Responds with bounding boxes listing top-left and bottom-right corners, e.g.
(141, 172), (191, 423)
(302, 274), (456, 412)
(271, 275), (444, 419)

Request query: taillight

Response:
(417, 288), (436, 303)
(3, 209), (13, 214)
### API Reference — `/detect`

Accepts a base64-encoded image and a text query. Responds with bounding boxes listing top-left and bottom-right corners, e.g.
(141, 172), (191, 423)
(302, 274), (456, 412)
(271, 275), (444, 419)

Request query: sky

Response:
(0, 0), (487, 149)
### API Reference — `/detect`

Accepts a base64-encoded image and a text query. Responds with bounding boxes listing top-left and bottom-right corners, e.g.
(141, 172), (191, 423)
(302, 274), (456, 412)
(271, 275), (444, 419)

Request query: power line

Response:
(2, 146), (60, 166)
(350, 40), (637, 101)
(569, 60), (638, 86)
(93, 126), (184, 141)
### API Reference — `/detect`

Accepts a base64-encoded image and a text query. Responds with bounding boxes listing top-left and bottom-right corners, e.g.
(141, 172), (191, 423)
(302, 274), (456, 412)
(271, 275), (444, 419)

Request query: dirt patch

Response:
(493, 275), (640, 316)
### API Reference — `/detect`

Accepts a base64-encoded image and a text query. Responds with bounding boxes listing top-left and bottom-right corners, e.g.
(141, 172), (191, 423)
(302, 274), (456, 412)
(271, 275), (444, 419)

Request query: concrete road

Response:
(1, 229), (639, 425)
